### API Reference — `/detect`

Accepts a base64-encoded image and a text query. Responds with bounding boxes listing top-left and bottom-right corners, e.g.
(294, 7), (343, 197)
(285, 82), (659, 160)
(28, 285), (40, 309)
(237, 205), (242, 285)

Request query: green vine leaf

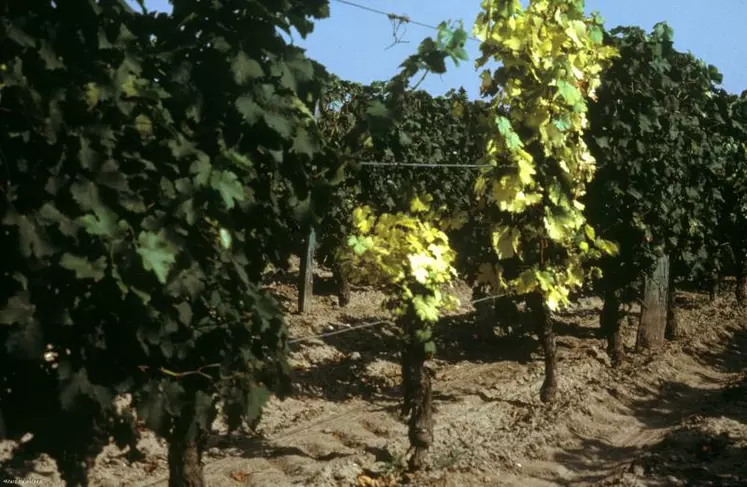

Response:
(136, 231), (178, 284)
(231, 51), (264, 84)
(210, 170), (246, 209)
(59, 254), (108, 281)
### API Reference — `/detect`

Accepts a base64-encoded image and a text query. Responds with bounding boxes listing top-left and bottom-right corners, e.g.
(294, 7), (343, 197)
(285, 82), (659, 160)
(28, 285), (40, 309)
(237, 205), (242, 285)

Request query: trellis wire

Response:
(358, 161), (490, 168)
(288, 291), (507, 344)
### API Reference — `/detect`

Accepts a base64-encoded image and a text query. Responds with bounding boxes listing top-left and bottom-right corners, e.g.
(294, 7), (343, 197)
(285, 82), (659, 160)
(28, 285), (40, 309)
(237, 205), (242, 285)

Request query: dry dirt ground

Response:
(2, 261), (747, 487)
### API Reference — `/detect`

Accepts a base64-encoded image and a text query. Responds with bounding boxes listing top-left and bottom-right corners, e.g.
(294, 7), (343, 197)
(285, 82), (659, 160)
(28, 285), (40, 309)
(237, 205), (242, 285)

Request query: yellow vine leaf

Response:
(343, 195), (459, 324)
(491, 226), (520, 259)
(474, 0), (619, 310)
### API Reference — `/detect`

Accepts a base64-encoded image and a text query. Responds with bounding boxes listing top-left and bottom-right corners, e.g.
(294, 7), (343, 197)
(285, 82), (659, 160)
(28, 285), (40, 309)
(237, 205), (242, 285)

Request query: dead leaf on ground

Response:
(230, 470), (249, 482)
(356, 473), (398, 487)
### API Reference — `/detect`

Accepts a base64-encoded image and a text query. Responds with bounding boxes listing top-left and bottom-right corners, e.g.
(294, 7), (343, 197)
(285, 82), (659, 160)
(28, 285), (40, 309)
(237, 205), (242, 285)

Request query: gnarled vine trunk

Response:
(167, 401), (206, 487)
(43, 408), (112, 487)
(400, 311), (433, 471)
(332, 256), (351, 307)
(50, 437), (96, 487)
(600, 287), (624, 367)
(527, 292), (557, 403)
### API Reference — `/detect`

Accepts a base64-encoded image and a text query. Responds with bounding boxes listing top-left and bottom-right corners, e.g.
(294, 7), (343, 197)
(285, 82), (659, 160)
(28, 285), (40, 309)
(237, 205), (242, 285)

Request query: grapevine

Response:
(345, 194), (459, 469)
(472, 0), (618, 402)
(585, 23), (729, 357)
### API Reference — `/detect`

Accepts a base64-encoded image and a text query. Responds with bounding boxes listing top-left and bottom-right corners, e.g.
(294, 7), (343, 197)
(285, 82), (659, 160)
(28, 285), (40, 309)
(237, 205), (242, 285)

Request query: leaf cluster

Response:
(473, 0), (618, 310)
(584, 23), (730, 293)
(344, 195), (459, 354)
(314, 80), (493, 272)
(0, 0), (331, 479)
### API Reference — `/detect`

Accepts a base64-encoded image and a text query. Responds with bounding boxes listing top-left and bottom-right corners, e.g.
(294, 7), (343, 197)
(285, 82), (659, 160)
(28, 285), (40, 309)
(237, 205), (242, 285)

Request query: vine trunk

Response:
(332, 256), (351, 307)
(527, 292), (558, 403)
(400, 311), (434, 471)
(600, 287), (624, 368)
(167, 400), (207, 487)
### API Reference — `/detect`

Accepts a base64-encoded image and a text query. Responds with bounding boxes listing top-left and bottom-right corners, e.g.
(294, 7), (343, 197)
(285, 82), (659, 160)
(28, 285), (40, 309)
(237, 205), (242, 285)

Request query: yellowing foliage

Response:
(473, 0), (619, 310)
(345, 195), (459, 325)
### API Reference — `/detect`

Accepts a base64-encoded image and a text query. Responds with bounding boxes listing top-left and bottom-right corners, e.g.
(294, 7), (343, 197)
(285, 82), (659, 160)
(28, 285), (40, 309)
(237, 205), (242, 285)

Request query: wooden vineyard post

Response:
(665, 266), (681, 340)
(297, 100), (322, 314)
(636, 254), (670, 351)
(298, 226), (316, 314)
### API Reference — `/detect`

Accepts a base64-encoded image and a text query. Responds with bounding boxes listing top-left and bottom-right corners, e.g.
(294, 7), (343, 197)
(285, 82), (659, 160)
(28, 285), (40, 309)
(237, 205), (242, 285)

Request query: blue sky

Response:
(136, 0), (747, 98)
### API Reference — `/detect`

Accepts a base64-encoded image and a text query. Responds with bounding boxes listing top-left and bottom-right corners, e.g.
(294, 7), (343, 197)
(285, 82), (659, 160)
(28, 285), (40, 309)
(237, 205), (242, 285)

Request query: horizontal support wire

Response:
(333, 0), (481, 42)
(288, 292), (507, 344)
(358, 161), (490, 168)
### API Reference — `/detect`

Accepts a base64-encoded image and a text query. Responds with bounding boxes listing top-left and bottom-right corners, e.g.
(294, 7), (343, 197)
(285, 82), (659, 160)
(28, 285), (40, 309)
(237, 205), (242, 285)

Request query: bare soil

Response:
(2, 261), (747, 486)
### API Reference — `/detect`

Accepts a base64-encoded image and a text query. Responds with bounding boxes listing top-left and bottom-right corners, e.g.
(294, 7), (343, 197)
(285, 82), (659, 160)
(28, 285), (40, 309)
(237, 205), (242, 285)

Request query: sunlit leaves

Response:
(496, 115), (524, 150)
(347, 234), (374, 255)
(134, 114), (153, 138)
(76, 207), (119, 237)
(209, 170), (246, 209)
(84, 83), (99, 109)
(557, 79), (583, 106)
(345, 196), (459, 348)
(436, 20), (469, 66)
(474, 0), (618, 309)
(218, 228), (232, 249)
(409, 194), (433, 213)
(491, 226), (520, 259)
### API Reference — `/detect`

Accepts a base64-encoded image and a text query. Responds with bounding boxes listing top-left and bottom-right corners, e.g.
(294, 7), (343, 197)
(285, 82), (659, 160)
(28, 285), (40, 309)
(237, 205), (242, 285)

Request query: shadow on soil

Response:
(288, 314), (401, 402)
(0, 448), (57, 484)
(547, 379), (747, 485)
(205, 433), (356, 463)
(288, 307), (551, 403)
(286, 289), (624, 404)
(268, 275), (347, 312)
(290, 357), (401, 403)
(434, 312), (539, 365)
(536, 296), (747, 487)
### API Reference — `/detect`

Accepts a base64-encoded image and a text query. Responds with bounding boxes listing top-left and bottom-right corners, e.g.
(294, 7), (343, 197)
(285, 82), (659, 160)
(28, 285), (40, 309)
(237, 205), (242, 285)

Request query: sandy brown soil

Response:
(2, 261), (747, 487)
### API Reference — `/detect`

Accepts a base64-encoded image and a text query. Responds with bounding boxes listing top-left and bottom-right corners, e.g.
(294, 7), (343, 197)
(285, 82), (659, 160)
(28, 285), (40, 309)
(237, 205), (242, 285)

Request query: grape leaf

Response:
(60, 253), (108, 281)
(136, 230), (178, 284)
